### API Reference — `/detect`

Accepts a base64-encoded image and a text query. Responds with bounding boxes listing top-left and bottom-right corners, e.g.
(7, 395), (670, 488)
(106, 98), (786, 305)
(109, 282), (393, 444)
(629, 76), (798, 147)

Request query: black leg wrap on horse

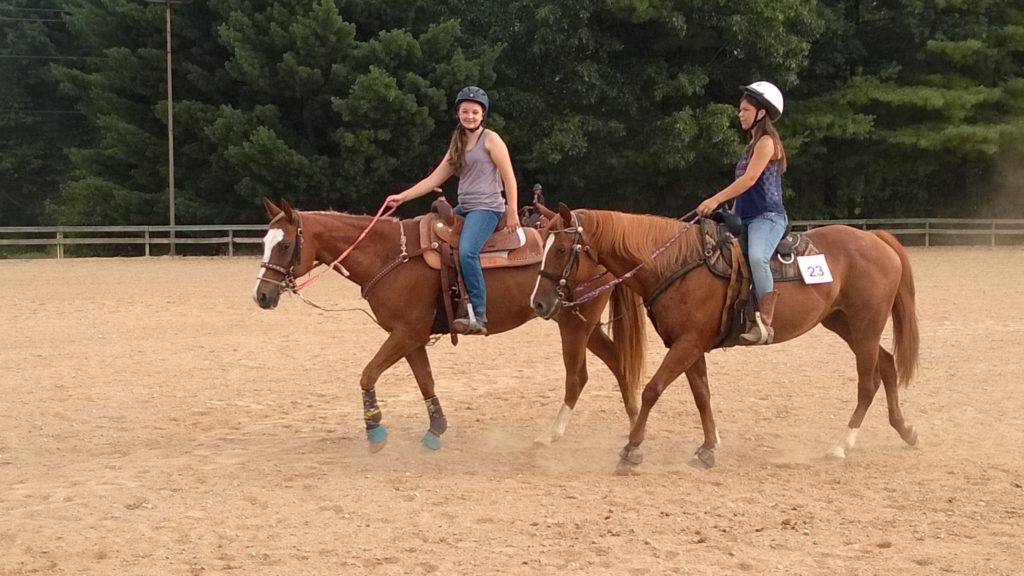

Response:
(425, 395), (447, 435)
(362, 389), (382, 430)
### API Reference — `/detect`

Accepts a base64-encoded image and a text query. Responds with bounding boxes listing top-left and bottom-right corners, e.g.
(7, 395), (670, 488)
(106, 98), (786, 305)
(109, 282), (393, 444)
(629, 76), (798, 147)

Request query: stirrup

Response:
(452, 318), (487, 336)
(741, 313), (771, 345)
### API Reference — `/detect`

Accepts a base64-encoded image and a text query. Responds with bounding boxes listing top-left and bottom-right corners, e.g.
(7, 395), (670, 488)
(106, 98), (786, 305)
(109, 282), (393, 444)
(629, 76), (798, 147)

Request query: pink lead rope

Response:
(293, 200), (398, 292)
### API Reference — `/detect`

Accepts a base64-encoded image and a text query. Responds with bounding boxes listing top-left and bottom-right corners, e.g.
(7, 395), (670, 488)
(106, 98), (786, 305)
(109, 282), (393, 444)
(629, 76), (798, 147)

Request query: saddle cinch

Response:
(700, 213), (820, 348)
(417, 196), (545, 343)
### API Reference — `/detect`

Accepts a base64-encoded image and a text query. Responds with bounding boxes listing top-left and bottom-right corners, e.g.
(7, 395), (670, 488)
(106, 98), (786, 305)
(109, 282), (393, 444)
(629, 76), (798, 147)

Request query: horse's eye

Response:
(556, 245), (567, 255)
(279, 241), (291, 250)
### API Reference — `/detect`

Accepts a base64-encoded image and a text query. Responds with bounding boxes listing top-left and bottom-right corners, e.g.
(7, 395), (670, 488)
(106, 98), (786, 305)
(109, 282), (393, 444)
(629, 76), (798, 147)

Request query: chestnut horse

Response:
(531, 204), (920, 472)
(252, 198), (645, 451)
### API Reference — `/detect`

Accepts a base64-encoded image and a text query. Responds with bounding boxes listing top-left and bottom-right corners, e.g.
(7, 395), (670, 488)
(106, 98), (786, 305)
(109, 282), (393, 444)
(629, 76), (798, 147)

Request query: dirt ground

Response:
(1, 246), (1022, 575)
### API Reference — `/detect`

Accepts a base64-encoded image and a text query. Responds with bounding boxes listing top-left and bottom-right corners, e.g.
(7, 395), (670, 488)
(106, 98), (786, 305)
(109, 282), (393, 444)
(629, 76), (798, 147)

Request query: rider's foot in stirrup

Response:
(452, 318), (487, 336)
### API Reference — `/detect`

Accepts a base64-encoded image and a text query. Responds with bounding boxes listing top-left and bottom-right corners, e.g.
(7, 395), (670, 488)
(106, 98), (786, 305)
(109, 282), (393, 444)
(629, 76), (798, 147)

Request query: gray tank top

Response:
(456, 129), (506, 212)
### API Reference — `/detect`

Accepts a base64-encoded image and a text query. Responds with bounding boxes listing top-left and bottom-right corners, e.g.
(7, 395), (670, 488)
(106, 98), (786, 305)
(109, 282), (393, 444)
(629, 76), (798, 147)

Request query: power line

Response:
(0, 7), (68, 13)
(1, 109), (85, 115)
(0, 16), (65, 22)
(0, 54), (103, 60)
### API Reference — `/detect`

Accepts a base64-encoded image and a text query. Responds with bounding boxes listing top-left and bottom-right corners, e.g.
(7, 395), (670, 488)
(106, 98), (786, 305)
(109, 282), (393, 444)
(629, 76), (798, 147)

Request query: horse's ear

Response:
(280, 198), (295, 220)
(263, 197), (282, 220)
(535, 202), (556, 220)
(558, 202), (572, 224)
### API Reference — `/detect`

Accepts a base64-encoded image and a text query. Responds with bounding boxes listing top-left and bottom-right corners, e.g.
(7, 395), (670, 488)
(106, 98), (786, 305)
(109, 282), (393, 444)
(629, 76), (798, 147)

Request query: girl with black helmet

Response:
(385, 86), (521, 336)
(696, 81), (788, 345)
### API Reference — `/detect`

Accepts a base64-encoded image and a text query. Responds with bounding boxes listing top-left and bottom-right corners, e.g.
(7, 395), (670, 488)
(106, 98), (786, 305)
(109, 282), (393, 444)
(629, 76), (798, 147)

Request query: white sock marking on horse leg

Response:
(552, 403), (573, 438)
(843, 427), (859, 451)
(828, 427), (860, 459)
(536, 402), (573, 445)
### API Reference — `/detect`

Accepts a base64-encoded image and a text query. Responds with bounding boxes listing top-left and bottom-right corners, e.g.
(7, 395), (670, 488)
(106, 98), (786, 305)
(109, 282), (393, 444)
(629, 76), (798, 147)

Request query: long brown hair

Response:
(743, 95), (787, 173)
(446, 126), (471, 173)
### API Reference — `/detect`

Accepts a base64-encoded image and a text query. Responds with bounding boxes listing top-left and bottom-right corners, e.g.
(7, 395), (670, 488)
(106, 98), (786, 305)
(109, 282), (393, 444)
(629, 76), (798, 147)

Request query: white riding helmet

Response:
(743, 81), (784, 122)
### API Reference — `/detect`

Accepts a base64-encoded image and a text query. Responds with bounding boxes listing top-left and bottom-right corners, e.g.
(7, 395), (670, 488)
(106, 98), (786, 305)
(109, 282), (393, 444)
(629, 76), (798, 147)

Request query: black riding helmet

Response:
(455, 86), (489, 113)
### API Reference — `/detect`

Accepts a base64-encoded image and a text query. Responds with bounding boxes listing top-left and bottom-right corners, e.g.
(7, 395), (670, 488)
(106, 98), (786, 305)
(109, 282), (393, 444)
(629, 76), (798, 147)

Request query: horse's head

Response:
(532, 203), (594, 319)
(252, 198), (318, 310)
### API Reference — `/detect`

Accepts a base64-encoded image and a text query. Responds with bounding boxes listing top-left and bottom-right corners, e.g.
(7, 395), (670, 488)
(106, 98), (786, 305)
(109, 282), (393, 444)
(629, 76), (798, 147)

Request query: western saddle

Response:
(417, 195), (545, 344)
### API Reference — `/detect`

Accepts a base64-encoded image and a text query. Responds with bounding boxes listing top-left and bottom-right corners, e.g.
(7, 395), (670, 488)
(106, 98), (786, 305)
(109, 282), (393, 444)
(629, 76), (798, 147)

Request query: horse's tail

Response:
(610, 283), (647, 404)
(872, 230), (920, 386)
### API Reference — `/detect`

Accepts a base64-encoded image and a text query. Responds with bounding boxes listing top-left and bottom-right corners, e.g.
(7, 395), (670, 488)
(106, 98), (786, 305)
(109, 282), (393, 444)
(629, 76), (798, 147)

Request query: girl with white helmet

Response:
(696, 81), (788, 345)
(385, 86), (521, 336)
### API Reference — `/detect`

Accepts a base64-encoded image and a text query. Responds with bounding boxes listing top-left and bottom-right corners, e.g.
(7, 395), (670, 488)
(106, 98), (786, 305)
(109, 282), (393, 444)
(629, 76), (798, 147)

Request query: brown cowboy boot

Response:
(741, 290), (779, 345)
(452, 318), (487, 336)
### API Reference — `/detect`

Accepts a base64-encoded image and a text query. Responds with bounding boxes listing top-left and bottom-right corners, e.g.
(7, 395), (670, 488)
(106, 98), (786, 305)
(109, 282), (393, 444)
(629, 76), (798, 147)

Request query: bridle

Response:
(537, 212), (585, 303)
(536, 213), (609, 308)
(539, 210), (701, 309)
(259, 212), (304, 292)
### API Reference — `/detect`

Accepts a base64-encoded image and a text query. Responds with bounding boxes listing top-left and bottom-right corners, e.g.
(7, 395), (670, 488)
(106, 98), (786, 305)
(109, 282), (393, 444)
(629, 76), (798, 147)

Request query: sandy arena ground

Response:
(1, 247), (1022, 575)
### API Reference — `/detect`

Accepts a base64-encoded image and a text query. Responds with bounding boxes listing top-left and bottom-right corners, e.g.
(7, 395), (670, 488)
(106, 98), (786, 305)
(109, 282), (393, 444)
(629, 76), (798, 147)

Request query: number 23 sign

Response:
(797, 254), (834, 284)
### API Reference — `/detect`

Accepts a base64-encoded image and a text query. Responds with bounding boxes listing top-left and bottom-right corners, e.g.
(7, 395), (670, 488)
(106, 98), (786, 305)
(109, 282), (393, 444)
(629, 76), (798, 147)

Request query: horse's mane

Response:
(303, 210), (401, 224)
(579, 209), (702, 280)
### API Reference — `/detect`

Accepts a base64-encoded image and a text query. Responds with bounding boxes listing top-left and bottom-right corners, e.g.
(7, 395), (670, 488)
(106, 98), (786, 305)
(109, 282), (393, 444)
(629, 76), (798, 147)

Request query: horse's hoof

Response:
(615, 460), (641, 476)
(690, 446), (716, 469)
(826, 446), (847, 460)
(616, 446), (643, 476)
(902, 425), (919, 447)
(366, 426), (388, 452)
(618, 444), (644, 465)
(422, 430), (442, 451)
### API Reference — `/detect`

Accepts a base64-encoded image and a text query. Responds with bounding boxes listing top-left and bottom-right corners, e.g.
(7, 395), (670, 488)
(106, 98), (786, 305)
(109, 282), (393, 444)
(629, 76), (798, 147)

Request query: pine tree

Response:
(0, 0), (89, 225)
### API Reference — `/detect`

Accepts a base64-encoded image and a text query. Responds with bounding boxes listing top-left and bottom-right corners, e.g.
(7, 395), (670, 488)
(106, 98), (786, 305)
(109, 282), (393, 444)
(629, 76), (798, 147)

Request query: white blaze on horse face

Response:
(530, 234), (559, 305)
(252, 228), (285, 296)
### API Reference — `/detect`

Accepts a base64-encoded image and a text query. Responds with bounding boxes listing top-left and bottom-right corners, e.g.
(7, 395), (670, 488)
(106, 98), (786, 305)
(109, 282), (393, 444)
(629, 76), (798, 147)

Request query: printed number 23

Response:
(806, 265), (824, 277)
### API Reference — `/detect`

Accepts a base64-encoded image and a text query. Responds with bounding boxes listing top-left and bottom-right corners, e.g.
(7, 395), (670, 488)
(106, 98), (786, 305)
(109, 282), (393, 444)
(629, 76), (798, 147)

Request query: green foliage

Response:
(788, 0), (1024, 217)
(2, 0), (1021, 226)
(452, 0), (824, 213)
(0, 0), (90, 225)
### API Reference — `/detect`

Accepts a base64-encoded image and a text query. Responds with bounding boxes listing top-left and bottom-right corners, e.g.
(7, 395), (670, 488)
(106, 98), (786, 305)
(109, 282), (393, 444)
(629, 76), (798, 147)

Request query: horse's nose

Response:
(532, 299), (550, 318)
(255, 290), (276, 310)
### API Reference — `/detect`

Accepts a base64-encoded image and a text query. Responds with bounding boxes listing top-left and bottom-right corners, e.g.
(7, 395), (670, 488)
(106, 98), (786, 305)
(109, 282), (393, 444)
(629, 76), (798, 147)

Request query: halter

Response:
(259, 211), (305, 291)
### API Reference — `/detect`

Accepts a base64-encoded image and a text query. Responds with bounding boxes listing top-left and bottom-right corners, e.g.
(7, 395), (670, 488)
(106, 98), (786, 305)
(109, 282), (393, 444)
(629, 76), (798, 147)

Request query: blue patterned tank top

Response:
(733, 149), (785, 219)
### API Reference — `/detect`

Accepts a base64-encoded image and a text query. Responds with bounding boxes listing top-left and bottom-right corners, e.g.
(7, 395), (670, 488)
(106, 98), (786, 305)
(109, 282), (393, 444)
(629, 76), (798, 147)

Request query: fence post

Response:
(992, 222), (996, 247)
(145, 228), (151, 257)
(57, 227), (64, 259)
(228, 229), (234, 257)
(925, 221), (930, 247)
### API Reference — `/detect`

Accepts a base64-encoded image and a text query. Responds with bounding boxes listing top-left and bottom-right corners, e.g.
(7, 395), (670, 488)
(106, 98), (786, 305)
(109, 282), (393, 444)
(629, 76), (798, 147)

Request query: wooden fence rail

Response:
(0, 225), (266, 258)
(2, 219), (1024, 258)
(790, 218), (1024, 247)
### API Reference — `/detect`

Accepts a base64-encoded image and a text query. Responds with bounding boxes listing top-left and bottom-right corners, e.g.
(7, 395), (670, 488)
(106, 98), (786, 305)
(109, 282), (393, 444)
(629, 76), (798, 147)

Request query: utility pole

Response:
(146, 0), (192, 256)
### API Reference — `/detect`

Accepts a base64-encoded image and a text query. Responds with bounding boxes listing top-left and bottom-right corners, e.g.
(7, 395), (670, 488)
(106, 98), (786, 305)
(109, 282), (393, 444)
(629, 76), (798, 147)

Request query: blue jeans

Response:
(455, 207), (502, 322)
(742, 212), (788, 300)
